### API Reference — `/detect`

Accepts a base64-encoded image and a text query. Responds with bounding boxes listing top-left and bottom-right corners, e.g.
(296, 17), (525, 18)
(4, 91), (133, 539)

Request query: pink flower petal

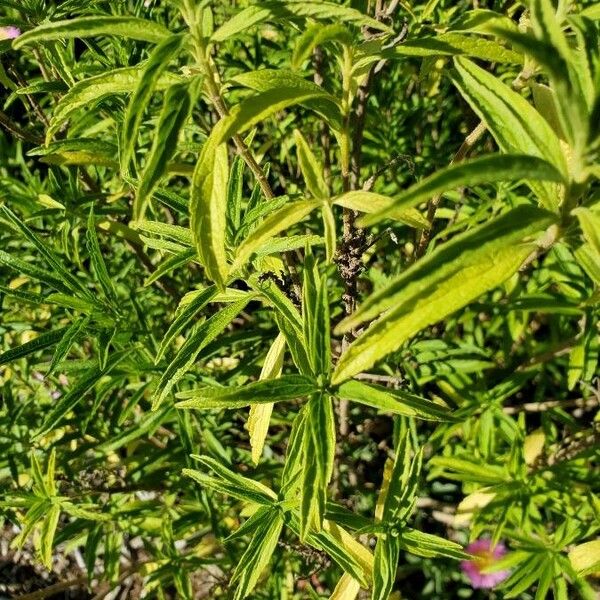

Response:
(0, 26), (21, 40)
(461, 538), (510, 590)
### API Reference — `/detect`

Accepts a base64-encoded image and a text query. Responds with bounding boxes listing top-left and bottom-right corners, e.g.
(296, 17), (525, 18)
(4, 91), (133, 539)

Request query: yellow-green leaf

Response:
(333, 206), (556, 383)
(247, 333), (286, 465)
(191, 142), (230, 288)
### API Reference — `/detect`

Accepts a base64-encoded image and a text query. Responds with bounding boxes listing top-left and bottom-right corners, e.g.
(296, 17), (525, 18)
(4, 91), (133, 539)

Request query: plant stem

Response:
(185, 11), (301, 297)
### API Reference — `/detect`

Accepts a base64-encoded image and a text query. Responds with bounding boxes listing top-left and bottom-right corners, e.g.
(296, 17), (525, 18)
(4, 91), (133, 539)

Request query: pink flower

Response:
(461, 539), (510, 589)
(0, 26), (21, 41)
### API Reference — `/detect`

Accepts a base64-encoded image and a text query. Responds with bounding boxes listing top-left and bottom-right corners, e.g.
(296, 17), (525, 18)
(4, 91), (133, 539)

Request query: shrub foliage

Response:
(0, 0), (599, 598)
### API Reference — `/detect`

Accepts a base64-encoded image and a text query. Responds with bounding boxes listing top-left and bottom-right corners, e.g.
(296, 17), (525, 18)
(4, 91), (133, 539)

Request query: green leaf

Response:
(45, 66), (181, 142)
(332, 192), (430, 229)
(247, 333), (286, 465)
(176, 374), (317, 409)
(292, 23), (352, 69)
(155, 286), (217, 363)
(0, 327), (68, 367)
(191, 141), (230, 288)
(392, 32), (522, 63)
(575, 243), (600, 285)
(28, 139), (118, 167)
(0, 285), (46, 306)
(372, 533), (401, 600)
(300, 393), (336, 538)
(254, 234), (324, 257)
(132, 220), (193, 246)
(39, 504), (60, 569)
(87, 208), (117, 303)
(144, 248), (197, 287)
(357, 155), (564, 227)
(1, 206), (93, 299)
(48, 316), (90, 376)
(228, 70), (342, 131)
(233, 200), (321, 272)
(322, 203), (336, 263)
(572, 207), (600, 255)
(184, 455), (277, 505)
(388, 447), (423, 525)
(36, 348), (132, 437)
(151, 298), (250, 410)
(121, 33), (187, 174)
(211, 6), (272, 41)
(449, 9), (519, 35)
(212, 1), (390, 42)
(251, 275), (303, 332)
(337, 380), (453, 421)
(0, 250), (68, 293)
(300, 519), (373, 588)
(13, 16), (171, 49)
(230, 508), (284, 600)
(452, 57), (567, 208)
(135, 80), (197, 220)
(399, 529), (468, 560)
(294, 129), (328, 199)
(264, 1), (392, 33)
(280, 406), (309, 496)
(302, 258), (331, 377)
(226, 156), (245, 240)
(333, 206), (556, 383)
(430, 457), (506, 484)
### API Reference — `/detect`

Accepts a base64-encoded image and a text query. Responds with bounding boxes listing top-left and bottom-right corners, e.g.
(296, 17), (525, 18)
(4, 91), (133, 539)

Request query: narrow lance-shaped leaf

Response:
(291, 517), (373, 588)
(0, 250), (71, 294)
(184, 455), (277, 505)
(387, 32), (522, 63)
(155, 286), (217, 363)
(333, 206), (556, 383)
(211, 1), (389, 43)
(294, 129), (328, 198)
(572, 207), (600, 256)
(38, 504), (60, 569)
(191, 141), (230, 289)
(36, 348), (132, 438)
(28, 139), (118, 167)
(121, 33), (187, 175)
(399, 528), (468, 560)
(48, 316), (90, 376)
(330, 573), (361, 600)
(230, 509), (285, 600)
(176, 374), (317, 409)
(337, 380), (454, 421)
(372, 533), (401, 600)
(322, 202), (336, 263)
(357, 154), (564, 227)
(230, 69), (342, 130)
(452, 57), (567, 208)
(333, 191), (430, 229)
(87, 207), (117, 303)
(152, 297), (251, 410)
(45, 67), (182, 142)
(232, 200), (321, 272)
(13, 16), (171, 49)
(300, 393), (336, 538)
(226, 156), (245, 241)
(145, 248), (197, 287)
(1, 206), (93, 300)
(134, 80), (198, 220)
(292, 23), (352, 69)
(247, 333), (286, 465)
(0, 327), (68, 367)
